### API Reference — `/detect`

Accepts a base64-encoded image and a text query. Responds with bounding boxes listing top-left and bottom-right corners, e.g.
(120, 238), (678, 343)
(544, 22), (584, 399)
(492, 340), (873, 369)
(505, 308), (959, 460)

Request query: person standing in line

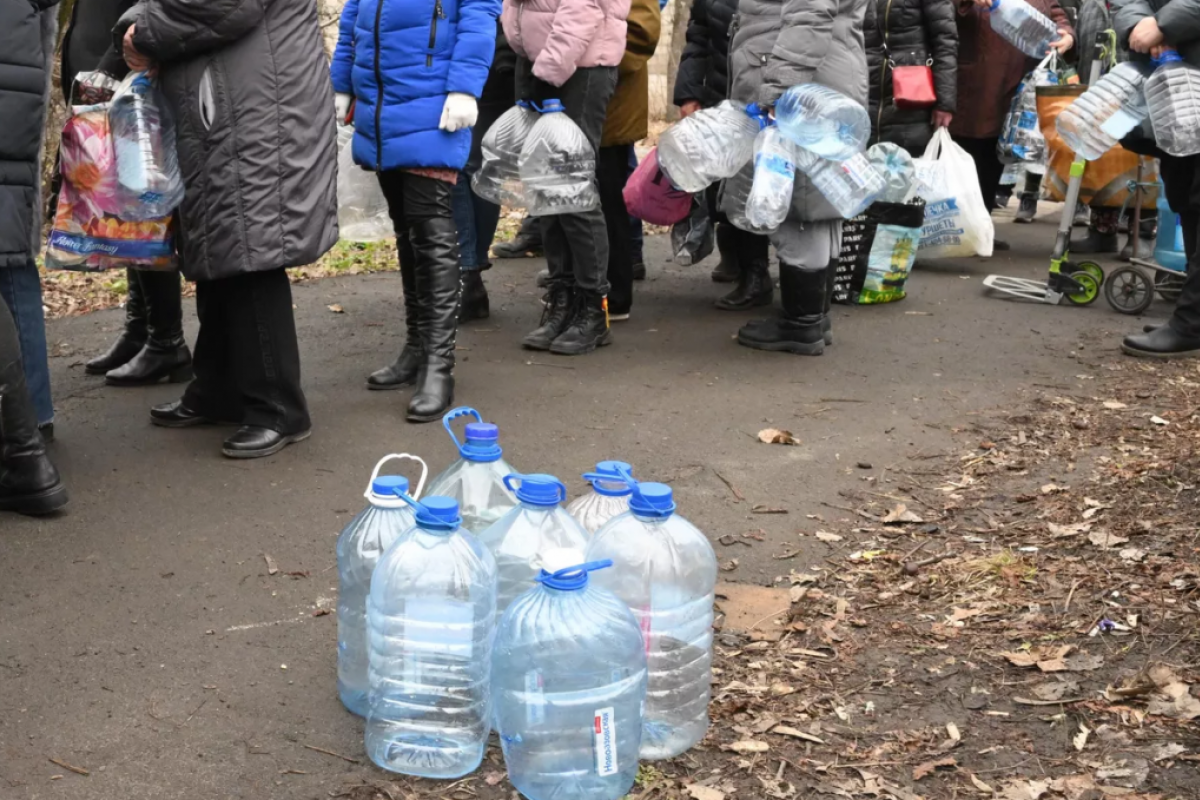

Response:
(119, 0), (338, 458)
(599, 0), (661, 322)
(505, 0), (631, 355)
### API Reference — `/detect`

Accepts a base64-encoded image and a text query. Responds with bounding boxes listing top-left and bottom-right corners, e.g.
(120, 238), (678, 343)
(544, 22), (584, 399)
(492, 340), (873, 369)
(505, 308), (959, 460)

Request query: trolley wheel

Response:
(1076, 261), (1106, 286)
(1065, 271), (1101, 305)
(1154, 269), (1185, 301)
(1104, 266), (1154, 315)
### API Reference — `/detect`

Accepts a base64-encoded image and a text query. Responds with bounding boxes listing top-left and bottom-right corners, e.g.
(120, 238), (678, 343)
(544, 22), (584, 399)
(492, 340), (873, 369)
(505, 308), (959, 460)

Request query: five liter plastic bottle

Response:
(747, 126), (799, 231)
(365, 495), (497, 778)
(585, 478), (718, 760)
(1145, 49), (1200, 157)
(797, 148), (886, 219)
(478, 474), (591, 617)
(567, 461), (634, 535)
(337, 454), (428, 717)
(493, 555), (648, 800)
(425, 407), (518, 533)
(987, 0), (1058, 58)
(108, 72), (185, 219)
(774, 84), (870, 161)
(518, 100), (601, 216)
(473, 101), (539, 207)
(1055, 62), (1148, 160)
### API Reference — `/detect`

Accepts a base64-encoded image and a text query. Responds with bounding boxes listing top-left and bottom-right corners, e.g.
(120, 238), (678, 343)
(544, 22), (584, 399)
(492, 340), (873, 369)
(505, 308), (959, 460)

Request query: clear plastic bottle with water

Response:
(518, 100), (600, 217)
(656, 101), (766, 192)
(797, 148), (886, 219)
(774, 84), (871, 161)
(478, 474), (591, 617)
(746, 126), (799, 231)
(1055, 62), (1149, 160)
(585, 479), (717, 760)
(337, 454), (428, 717)
(365, 495), (497, 778)
(987, 0), (1058, 58)
(425, 407), (518, 534)
(566, 461), (633, 535)
(493, 554), (648, 800)
(474, 101), (539, 207)
(1145, 49), (1200, 157)
(1155, 184), (1187, 272)
(109, 72), (185, 220)
(866, 142), (916, 204)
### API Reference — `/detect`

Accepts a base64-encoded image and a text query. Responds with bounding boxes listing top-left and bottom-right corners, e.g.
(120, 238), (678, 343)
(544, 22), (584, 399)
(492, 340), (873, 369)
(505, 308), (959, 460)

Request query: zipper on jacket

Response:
(373, 0), (385, 167)
(726, 13), (740, 101)
(427, 0), (445, 68)
(877, 0), (894, 137)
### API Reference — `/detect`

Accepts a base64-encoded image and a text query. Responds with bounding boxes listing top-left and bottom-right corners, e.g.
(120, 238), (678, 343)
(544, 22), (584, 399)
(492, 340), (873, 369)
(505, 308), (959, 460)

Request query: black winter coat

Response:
(864, 0), (958, 155)
(61, 0), (136, 100)
(673, 0), (738, 108)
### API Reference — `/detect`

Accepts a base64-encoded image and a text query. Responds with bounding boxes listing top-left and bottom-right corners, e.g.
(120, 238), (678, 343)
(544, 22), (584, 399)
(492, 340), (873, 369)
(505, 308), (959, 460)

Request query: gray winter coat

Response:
(122, 0), (339, 282)
(1111, 0), (1200, 67)
(729, 0), (869, 221)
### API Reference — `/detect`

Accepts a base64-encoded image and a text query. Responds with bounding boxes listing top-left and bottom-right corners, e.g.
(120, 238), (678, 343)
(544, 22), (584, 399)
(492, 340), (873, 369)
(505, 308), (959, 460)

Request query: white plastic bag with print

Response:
(913, 128), (994, 258)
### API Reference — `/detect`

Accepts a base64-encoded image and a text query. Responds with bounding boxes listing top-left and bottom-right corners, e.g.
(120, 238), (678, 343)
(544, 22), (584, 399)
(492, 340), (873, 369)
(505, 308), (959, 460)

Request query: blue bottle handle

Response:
(441, 406), (483, 453)
(536, 559), (614, 590)
(530, 99), (565, 114)
(503, 473), (568, 504)
(582, 471), (630, 488)
(745, 102), (771, 130)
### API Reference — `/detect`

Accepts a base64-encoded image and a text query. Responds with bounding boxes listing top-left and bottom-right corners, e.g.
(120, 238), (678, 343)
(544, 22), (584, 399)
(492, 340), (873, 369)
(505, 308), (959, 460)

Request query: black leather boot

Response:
(368, 235), (423, 390)
(715, 255), (773, 310)
(85, 267), (147, 375)
(106, 271), (192, 386)
(1, 344), (68, 515)
(822, 262), (836, 346)
(738, 263), (827, 355)
(408, 218), (459, 423)
(523, 282), (574, 350)
(710, 224), (739, 283)
(1122, 324), (1200, 359)
(458, 269), (490, 322)
(550, 290), (611, 355)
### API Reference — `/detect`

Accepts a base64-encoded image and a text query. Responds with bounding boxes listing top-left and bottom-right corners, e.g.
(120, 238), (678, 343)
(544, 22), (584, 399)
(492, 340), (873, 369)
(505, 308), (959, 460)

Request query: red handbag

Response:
(891, 61), (937, 109)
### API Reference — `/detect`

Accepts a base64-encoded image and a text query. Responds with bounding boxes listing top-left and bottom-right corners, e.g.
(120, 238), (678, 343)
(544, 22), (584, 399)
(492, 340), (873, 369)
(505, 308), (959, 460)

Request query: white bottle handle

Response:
(364, 453), (429, 503)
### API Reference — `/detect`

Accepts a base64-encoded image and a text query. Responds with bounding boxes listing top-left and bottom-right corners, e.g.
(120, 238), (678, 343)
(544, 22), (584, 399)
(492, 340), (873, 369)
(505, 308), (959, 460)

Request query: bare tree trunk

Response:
(665, 0), (693, 123)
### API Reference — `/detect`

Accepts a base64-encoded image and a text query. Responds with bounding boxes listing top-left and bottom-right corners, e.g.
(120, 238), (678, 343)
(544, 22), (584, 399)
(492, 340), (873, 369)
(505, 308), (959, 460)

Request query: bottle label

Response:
(593, 706), (618, 776)
(839, 155), (873, 190)
(525, 669), (546, 726)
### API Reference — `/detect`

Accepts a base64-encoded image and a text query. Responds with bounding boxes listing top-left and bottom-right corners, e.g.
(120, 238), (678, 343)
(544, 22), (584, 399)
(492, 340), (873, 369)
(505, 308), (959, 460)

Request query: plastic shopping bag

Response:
(624, 147), (692, 225)
(913, 128), (994, 258)
(833, 200), (925, 304)
(336, 125), (394, 242)
(670, 198), (715, 265)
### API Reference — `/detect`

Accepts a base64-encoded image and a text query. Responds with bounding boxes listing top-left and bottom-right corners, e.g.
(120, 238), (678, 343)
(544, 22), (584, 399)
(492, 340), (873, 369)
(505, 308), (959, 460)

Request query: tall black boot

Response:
(737, 263), (827, 355)
(550, 290), (611, 355)
(106, 271), (193, 386)
(368, 235), (424, 390)
(408, 218), (460, 422)
(1, 336), (68, 515)
(523, 281), (575, 351)
(822, 263), (836, 346)
(711, 223), (740, 283)
(458, 269), (490, 322)
(85, 267), (147, 375)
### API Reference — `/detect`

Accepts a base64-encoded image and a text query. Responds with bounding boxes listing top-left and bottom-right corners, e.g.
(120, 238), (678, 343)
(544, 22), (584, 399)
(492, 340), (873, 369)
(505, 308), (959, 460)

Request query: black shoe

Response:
(523, 284), (574, 351)
(38, 423), (54, 445)
(1014, 193), (1038, 223)
(407, 356), (454, 422)
(1, 362), (68, 516)
(1072, 230), (1119, 254)
(710, 224), (739, 283)
(368, 237), (423, 390)
(1118, 236), (1154, 262)
(737, 316), (826, 354)
(993, 239), (1012, 251)
(368, 347), (422, 390)
(550, 291), (611, 355)
(632, 260), (647, 281)
(1122, 325), (1200, 359)
(492, 219), (543, 258)
(150, 400), (212, 428)
(106, 339), (193, 386)
(222, 426), (311, 459)
(715, 258), (773, 310)
(458, 270), (490, 323)
(1143, 322), (1166, 333)
(86, 268), (147, 375)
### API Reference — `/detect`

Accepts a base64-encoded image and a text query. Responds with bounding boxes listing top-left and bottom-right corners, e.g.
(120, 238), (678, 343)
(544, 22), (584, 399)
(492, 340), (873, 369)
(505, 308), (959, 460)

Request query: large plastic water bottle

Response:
(656, 101), (766, 192)
(1055, 63), (1149, 160)
(337, 454), (429, 717)
(585, 477), (718, 760)
(493, 555), (648, 800)
(746, 126), (799, 231)
(774, 84), (870, 161)
(566, 461), (633, 535)
(867, 142), (916, 204)
(1155, 186), (1187, 272)
(987, 0), (1058, 58)
(1145, 50), (1200, 157)
(478, 474), (591, 617)
(797, 148), (886, 219)
(519, 100), (600, 217)
(365, 495), (497, 778)
(425, 407), (518, 534)
(108, 72), (185, 220)
(474, 101), (539, 207)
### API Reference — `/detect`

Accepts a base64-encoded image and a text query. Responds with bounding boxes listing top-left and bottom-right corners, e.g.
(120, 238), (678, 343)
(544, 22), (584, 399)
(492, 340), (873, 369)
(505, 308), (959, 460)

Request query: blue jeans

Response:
(0, 260), (53, 426)
(627, 146), (644, 264)
(452, 175), (502, 271)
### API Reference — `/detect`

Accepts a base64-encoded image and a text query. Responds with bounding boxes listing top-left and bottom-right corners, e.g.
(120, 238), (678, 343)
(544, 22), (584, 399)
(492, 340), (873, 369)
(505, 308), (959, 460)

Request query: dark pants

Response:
(627, 146), (644, 264)
(182, 269), (310, 435)
(0, 260), (52, 426)
(1160, 154), (1200, 337)
(705, 183), (771, 264)
(953, 136), (1003, 213)
(516, 60), (617, 295)
(599, 145), (634, 314)
(454, 68), (514, 271)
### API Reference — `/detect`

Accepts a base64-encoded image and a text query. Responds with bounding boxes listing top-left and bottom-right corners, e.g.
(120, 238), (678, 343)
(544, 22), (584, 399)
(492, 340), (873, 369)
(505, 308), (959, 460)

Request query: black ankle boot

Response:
(86, 267), (147, 375)
(1122, 324), (1200, 359)
(822, 262), (836, 346)
(738, 263), (828, 355)
(710, 224), (740, 283)
(369, 236), (423, 390)
(458, 270), (490, 322)
(1, 345), (68, 515)
(523, 283), (574, 350)
(407, 218), (460, 423)
(550, 290), (611, 355)
(107, 270), (191, 385)
(715, 257), (773, 310)
(408, 356), (455, 422)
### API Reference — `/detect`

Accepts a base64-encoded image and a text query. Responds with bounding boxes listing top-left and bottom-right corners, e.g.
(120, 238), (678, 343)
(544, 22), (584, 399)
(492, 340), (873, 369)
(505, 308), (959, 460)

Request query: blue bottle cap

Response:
(629, 482), (677, 519)
(989, 0), (1000, 9)
(536, 559), (613, 591)
(371, 475), (410, 498)
(582, 461), (634, 497)
(442, 407), (503, 463)
(503, 473), (567, 507)
(1155, 49), (1183, 66)
(538, 99), (566, 114)
(414, 496), (462, 531)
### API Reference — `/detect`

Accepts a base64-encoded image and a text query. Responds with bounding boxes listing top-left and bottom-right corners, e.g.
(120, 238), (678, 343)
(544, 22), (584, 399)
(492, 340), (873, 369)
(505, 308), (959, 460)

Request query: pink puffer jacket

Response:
(502, 0), (630, 87)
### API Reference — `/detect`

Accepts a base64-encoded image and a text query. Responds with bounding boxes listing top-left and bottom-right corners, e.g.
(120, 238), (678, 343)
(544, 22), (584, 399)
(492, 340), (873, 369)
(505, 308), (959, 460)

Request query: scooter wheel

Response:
(1104, 266), (1154, 315)
(1065, 271), (1100, 305)
(1076, 261), (1105, 286)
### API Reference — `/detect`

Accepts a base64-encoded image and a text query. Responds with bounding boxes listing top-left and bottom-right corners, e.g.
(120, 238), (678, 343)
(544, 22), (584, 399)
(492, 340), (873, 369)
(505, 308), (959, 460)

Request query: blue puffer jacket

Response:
(331, 0), (500, 171)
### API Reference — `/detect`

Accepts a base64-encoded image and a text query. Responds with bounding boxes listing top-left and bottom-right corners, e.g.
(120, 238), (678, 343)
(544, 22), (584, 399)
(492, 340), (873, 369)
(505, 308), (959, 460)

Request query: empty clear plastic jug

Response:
(656, 101), (766, 192)
(567, 461), (634, 535)
(747, 126), (799, 231)
(585, 477), (717, 760)
(474, 101), (539, 207)
(518, 100), (600, 216)
(987, 0), (1058, 58)
(337, 454), (428, 717)
(1056, 62), (1149, 160)
(797, 148), (886, 219)
(775, 84), (871, 161)
(425, 407), (518, 534)
(109, 72), (185, 219)
(1155, 184), (1187, 272)
(478, 474), (591, 617)
(867, 142), (916, 203)
(493, 557), (648, 800)
(366, 495), (497, 778)
(1145, 49), (1200, 157)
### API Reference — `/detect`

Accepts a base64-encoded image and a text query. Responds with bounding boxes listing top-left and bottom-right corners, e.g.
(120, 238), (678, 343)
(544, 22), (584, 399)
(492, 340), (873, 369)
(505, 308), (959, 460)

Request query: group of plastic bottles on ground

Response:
(335, 407), (718, 799)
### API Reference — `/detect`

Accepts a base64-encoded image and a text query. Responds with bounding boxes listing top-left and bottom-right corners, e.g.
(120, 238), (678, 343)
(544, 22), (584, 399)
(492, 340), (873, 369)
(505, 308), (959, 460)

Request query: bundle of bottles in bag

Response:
(336, 407), (718, 799)
(473, 100), (601, 217)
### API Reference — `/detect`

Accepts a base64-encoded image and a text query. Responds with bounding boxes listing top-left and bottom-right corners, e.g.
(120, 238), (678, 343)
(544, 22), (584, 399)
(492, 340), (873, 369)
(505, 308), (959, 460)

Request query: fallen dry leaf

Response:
(1002, 645), (1072, 672)
(327, 303), (345, 313)
(686, 785), (726, 800)
(882, 503), (923, 524)
(912, 756), (956, 781)
(1047, 521), (1091, 537)
(263, 553), (279, 576)
(1064, 652), (1105, 672)
(815, 531), (843, 543)
(724, 740), (769, 754)
(771, 725), (825, 744)
(1148, 681), (1200, 720)
(758, 428), (800, 445)
(1032, 680), (1079, 701)
(483, 771), (505, 786)
(1150, 415), (1168, 425)
(1072, 723), (1090, 751)
(1102, 400), (1127, 410)
(969, 773), (995, 793)
(946, 722), (961, 742)
(1088, 529), (1129, 549)
(998, 779), (1050, 800)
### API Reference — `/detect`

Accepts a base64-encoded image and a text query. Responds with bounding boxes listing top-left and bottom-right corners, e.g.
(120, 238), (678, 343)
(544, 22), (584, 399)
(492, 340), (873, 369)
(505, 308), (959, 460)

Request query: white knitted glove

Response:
(335, 92), (352, 124)
(439, 92), (478, 132)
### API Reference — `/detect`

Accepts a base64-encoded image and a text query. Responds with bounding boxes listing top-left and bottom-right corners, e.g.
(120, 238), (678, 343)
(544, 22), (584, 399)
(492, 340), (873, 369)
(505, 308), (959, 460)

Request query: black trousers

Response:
(1160, 154), (1200, 337)
(182, 269), (310, 435)
(953, 136), (1003, 213)
(599, 145), (633, 314)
